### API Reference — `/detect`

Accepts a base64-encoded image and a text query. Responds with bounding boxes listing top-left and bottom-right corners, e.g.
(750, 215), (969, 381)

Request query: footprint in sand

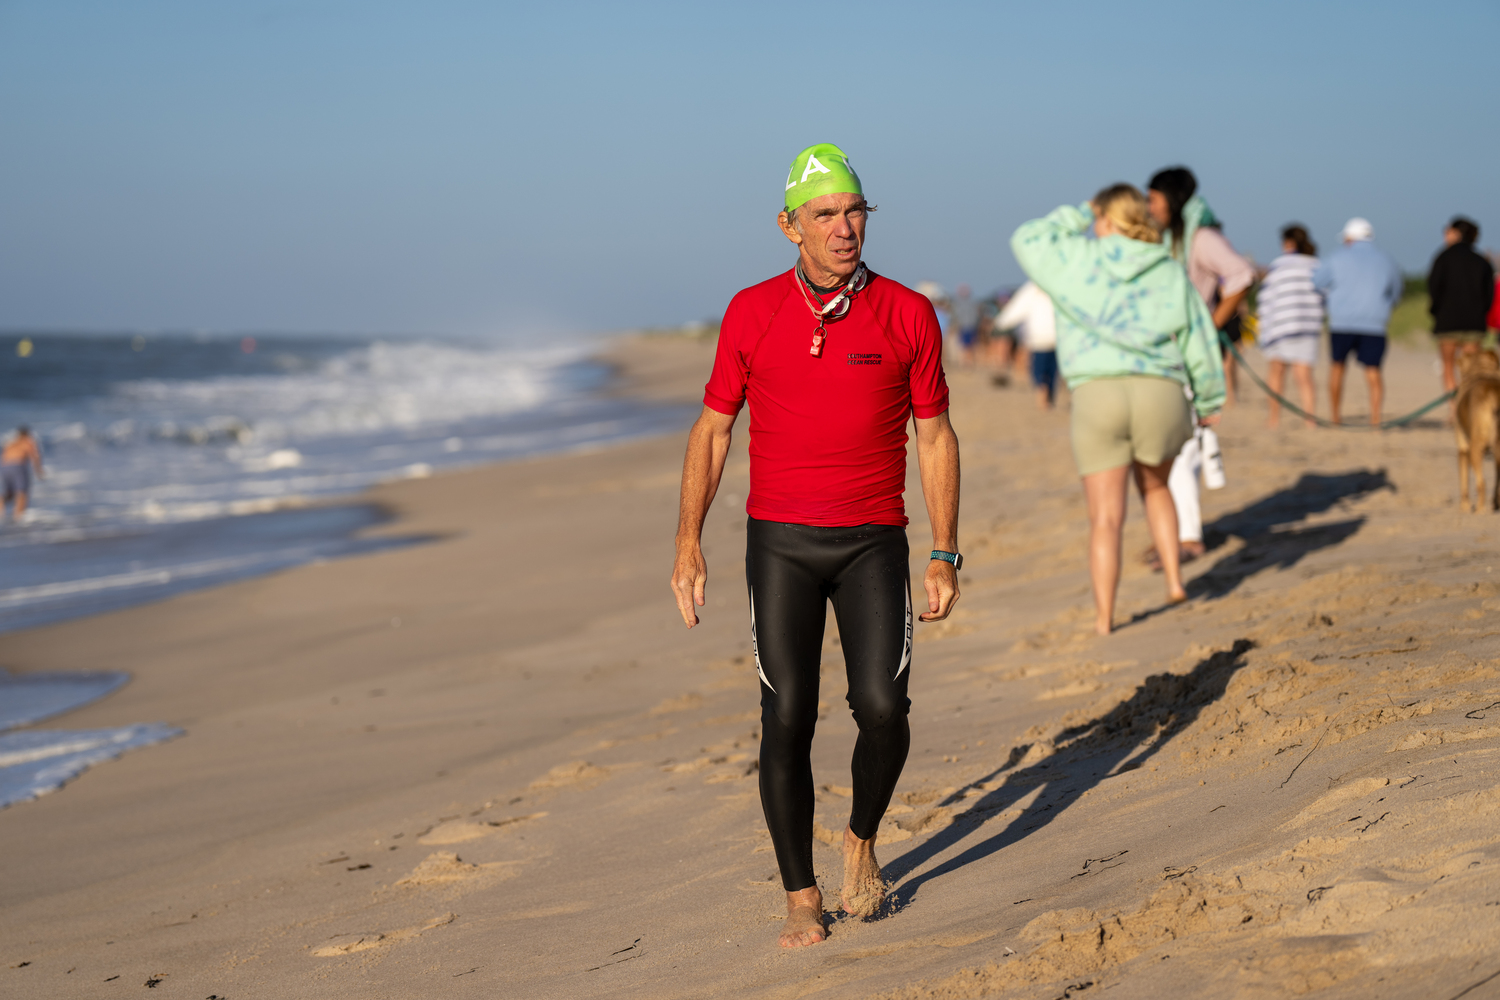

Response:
(418, 812), (547, 845)
(528, 760), (611, 791)
(396, 851), (519, 887)
(311, 912), (454, 957)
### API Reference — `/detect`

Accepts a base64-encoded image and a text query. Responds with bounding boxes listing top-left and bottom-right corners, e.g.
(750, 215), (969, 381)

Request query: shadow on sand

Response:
(1120, 470), (1395, 630)
(883, 639), (1255, 907)
(1188, 469), (1393, 600)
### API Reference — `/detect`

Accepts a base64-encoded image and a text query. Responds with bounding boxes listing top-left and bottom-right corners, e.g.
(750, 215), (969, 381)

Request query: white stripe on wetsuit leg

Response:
(895, 585), (912, 679)
(749, 586), (775, 692)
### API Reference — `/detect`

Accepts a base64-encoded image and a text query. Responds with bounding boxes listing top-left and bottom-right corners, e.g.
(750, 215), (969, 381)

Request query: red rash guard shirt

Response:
(703, 268), (950, 527)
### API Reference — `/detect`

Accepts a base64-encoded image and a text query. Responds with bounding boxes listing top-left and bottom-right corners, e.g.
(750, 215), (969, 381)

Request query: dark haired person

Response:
(1314, 218), (1404, 426)
(1145, 166), (1253, 564)
(1429, 216), (1496, 409)
(1, 426), (43, 522)
(1256, 225), (1324, 428)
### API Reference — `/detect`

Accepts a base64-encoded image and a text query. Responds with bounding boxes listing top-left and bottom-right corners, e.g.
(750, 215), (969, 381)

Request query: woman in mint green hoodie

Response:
(1012, 183), (1226, 634)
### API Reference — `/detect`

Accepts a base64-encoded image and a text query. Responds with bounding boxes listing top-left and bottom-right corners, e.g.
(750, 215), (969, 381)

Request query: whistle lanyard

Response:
(794, 262), (867, 357)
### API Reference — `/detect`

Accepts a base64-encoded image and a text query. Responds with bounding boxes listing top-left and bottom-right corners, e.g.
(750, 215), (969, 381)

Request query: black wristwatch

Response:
(930, 550), (963, 571)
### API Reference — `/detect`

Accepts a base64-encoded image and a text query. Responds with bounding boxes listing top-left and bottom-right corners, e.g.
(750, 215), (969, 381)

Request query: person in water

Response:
(1012, 184), (1225, 635)
(670, 143), (960, 948)
(1, 426), (44, 522)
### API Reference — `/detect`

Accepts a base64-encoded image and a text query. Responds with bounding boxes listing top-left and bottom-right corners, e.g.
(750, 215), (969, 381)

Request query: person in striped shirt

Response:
(1256, 224), (1324, 428)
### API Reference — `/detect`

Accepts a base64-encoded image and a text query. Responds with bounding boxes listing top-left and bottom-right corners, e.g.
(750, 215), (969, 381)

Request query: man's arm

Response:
(1427, 256), (1445, 319)
(913, 410), (960, 622)
(670, 406), (737, 628)
(1211, 288), (1248, 331)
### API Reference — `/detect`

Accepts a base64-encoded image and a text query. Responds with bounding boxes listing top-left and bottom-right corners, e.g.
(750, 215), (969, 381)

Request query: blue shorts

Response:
(959, 326), (978, 348)
(1, 463), (30, 500)
(1030, 350), (1058, 394)
(1329, 332), (1386, 368)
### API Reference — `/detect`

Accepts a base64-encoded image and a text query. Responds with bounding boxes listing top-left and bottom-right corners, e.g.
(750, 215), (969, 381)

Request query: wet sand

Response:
(2, 333), (1499, 999)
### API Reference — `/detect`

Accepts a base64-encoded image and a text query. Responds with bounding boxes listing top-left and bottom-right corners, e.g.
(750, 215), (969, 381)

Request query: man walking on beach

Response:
(1315, 218), (1404, 426)
(670, 143), (960, 949)
(1428, 216), (1495, 407)
(1, 426), (43, 522)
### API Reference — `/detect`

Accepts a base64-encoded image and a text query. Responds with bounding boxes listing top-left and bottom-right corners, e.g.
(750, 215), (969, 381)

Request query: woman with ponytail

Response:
(1012, 184), (1225, 635)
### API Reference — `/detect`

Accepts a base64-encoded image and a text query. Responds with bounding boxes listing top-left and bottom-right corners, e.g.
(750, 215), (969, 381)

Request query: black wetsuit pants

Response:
(746, 518), (913, 892)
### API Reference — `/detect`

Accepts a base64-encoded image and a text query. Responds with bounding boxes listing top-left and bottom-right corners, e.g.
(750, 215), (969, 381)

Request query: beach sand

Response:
(3, 333), (1499, 999)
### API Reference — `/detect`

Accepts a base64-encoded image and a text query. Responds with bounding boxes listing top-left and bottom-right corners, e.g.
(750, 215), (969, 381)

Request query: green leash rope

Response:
(1218, 333), (1454, 430)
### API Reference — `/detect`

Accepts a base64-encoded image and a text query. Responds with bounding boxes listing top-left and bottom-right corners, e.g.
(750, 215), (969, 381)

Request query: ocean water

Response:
(0, 332), (693, 632)
(0, 669), (179, 808)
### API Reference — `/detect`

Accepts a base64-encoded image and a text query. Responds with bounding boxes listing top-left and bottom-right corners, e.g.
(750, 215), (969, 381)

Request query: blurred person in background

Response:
(1489, 252), (1500, 333)
(1147, 166), (1254, 564)
(1315, 218), (1404, 426)
(1012, 184), (1224, 635)
(995, 280), (1058, 409)
(947, 283), (981, 366)
(1428, 216), (1495, 410)
(2, 426), (44, 523)
(980, 292), (1020, 387)
(1257, 225), (1324, 428)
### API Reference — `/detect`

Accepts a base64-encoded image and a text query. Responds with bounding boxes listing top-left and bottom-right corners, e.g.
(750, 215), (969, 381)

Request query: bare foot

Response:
(1179, 540), (1205, 563)
(779, 886), (826, 948)
(841, 825), (887, 917)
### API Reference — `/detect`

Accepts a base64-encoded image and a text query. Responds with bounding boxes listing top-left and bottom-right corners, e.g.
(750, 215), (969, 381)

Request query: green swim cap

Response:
(783, 143), (862, 212)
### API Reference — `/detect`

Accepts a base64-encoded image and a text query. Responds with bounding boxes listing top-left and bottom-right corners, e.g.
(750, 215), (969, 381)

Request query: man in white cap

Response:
(1314, 218), (1404, 426)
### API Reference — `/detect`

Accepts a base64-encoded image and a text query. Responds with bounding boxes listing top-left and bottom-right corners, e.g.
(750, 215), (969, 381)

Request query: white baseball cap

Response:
(1341, 217), (1374, 242)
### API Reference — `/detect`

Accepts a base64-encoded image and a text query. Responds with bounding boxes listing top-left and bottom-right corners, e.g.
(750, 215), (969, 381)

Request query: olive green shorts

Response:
(1070, 376), (1194, 476)
(1435, 330), (1486, 344)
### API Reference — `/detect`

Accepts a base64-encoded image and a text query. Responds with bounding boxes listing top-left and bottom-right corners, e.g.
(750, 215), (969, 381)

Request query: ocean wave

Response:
(38, 340), (588, 449)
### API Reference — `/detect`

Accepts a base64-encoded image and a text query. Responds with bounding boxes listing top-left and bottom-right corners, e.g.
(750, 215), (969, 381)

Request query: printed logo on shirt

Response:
(847, 353), (883, 366)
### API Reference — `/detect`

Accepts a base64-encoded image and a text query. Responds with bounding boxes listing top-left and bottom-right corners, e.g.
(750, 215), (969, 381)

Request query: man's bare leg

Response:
(1441, 338), (1460, 422)
(1329, 361), (1346, 425)
(841, 825), (886, 917)
(779, 886), (826, 948)
(1366, 365), (1383, 428)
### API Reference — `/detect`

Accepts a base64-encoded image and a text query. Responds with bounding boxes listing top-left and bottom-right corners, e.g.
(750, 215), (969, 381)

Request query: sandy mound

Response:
(310, 913), (454, 958)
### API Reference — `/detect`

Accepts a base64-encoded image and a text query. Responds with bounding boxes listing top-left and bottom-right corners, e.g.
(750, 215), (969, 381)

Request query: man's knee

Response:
(761, 692), (817, 745)
(848, 687), (909, 732)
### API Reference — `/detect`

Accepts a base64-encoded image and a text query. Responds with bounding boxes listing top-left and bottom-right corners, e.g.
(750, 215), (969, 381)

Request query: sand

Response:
(2, 331), (1499, 999)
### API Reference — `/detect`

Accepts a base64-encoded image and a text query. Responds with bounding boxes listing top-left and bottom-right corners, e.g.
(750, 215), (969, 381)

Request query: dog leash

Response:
(1220, 333), (1455, 430)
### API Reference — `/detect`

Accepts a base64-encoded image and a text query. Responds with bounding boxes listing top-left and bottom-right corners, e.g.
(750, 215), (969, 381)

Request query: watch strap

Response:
(930, 549), (962, 570)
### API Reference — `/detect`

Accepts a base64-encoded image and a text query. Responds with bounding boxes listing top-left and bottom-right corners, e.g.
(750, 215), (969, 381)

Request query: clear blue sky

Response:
(1, 0), (1495, 340)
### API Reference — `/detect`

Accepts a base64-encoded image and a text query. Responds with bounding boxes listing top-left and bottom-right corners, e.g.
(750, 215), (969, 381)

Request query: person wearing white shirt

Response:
(995, 280), (1058, 409)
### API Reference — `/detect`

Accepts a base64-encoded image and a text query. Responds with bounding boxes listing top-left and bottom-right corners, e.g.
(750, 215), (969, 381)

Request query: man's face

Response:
(1147, 190), (1170, 229)
(1445, 226), (1462, 246)
(778, 192), (868, 282)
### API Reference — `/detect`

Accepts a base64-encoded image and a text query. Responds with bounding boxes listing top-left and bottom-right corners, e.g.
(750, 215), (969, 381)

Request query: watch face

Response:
(953, 554), (963, 571)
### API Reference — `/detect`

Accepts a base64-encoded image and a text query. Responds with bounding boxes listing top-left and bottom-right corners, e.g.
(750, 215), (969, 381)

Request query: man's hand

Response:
(919, 558), (959, 622)
(670, 407), (736, 629)
(671, 540), (708, 628)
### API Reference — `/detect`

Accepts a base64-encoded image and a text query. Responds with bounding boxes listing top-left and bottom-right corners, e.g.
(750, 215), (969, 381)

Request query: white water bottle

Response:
(1200, 427), (1226, 490)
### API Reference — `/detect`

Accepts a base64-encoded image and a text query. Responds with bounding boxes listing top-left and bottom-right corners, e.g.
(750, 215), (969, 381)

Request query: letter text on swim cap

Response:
(800, 155), (831, 184)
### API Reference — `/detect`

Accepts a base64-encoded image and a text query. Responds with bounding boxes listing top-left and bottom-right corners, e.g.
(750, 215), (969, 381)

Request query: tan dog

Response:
(1454, 349), (1500, 512)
